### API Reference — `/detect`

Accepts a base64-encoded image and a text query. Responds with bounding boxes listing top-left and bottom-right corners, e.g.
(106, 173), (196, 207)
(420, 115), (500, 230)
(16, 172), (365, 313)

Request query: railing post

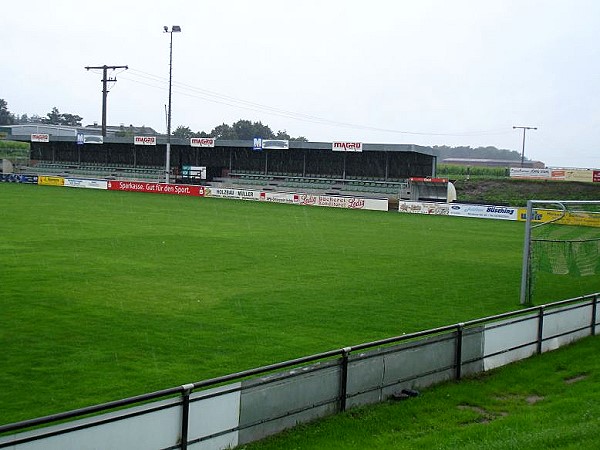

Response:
(180, 384), (194, 450)
(537, 306), (545, 355)
(340, 347), (351, 412)
(592, 295), (598, 337)
(455, 323), (464, 380)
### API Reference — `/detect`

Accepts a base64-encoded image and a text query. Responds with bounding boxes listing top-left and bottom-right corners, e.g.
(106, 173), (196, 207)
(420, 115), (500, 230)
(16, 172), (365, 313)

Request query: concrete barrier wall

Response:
(2, 296), (597, 450)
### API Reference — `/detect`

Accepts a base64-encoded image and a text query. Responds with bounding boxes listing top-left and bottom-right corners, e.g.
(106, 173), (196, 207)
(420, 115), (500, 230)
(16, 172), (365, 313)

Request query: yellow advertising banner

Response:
(518, 208), (600, 228)
(38, 176), (65, 186)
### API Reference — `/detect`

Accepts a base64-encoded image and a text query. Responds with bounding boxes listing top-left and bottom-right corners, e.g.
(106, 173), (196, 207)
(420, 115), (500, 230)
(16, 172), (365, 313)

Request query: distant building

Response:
(83, 123), (158, 136)
(441, 158), (545, 169)
(1, 123), (158, 138)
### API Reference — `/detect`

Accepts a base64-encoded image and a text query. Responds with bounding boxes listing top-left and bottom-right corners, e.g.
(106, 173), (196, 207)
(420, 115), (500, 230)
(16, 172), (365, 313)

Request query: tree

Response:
(275, 130), (291, 140)
(60, 113), (83, 127)
(210, 123), (237, 140)
(41, 107), (82, 126)
(0, 99), (16, 125)
(42, 107), (62, 125)
(173, 125), (193, 139)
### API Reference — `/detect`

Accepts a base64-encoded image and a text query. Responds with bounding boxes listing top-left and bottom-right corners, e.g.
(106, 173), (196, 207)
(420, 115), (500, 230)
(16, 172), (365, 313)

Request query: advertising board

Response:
(398, 201), (449, 215)
(0, 174), (38, 184)
(509, 168), (551, 179)
(563, 169), (593, 183)
(332, 142), (363, 152)
(83, 135), (104, 144)
(190, 137), (215, 148)
(517, 208), (600, 228)
(181, 166), (206, 180)
(134, 136), (156, 146)
(107, 181), (205, 196)
(31, 133), (50, 143)
(594, 171), (600, 183)
(448, 203), (518, 220)
(64, 178), (108, 190)
(205, 188), (262, 200)
(262, 139), (289, 150)
(38, 176), (65, 186)
(204, 187), (388, 211)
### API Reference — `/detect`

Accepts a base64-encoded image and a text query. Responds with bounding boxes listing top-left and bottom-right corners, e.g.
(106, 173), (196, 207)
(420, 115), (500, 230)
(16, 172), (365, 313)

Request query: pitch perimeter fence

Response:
(1, 293), (599, 449)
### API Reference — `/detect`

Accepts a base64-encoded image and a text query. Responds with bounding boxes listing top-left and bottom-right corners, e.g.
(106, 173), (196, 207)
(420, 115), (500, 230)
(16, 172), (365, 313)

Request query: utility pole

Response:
(513, 126), (537, 167)
(85, 65), (128, 137)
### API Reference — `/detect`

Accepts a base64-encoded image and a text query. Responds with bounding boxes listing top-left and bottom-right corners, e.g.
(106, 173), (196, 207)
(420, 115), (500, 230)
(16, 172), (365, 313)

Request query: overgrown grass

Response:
(0, 183), (589, 425)
(242, 336), (600, 450)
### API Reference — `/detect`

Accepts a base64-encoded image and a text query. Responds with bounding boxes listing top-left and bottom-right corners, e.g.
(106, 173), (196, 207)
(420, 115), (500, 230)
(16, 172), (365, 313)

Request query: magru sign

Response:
(332, 142), (362, 152)
(134, 136), (156, 146)
(190, 137), (215, 147)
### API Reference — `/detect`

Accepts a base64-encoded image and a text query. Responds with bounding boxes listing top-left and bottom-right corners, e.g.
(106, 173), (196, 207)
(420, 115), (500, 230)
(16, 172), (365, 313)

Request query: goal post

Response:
(520, 200), (600, 305)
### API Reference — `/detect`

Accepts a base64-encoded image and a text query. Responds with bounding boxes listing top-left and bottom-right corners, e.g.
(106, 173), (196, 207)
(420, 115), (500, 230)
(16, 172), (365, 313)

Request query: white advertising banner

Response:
(134, 136), (157, 146)
(398, 201), (449, 215)
(190, 137), (216, 148)
(64, 178), (109, 189)
(31, 133), (50, 142)
(509, 168), (551, 179)
(261, 139), (289, 150)
(332, 142), (363, 152)
(204, 187), (388, 211)
(448, 203), (518, 220)
(83, 135), (104, 144)
(205, 188), (263, 200)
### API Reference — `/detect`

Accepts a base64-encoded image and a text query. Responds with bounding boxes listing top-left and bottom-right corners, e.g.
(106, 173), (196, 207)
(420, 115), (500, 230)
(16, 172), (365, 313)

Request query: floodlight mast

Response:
(164, 25), (181, 184)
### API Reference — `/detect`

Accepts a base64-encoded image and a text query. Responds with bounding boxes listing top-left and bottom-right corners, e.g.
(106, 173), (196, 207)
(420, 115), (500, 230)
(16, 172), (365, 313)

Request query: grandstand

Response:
(5, 128), (445, 200)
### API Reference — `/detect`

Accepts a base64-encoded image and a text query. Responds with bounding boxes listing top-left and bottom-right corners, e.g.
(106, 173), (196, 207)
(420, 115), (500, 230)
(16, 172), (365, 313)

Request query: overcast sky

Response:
(2, 0), (599, 168)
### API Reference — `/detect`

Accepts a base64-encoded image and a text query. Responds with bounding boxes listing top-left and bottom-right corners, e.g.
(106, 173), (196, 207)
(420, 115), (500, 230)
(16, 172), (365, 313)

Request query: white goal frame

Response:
(520, 199), (600, 305)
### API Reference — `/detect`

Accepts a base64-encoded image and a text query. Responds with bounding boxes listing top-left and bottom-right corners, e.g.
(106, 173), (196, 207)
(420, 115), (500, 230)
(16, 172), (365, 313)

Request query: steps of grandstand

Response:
(11, 163), (410, 199)
(15, 161), (164, 182)
(211, 173), (410, 199)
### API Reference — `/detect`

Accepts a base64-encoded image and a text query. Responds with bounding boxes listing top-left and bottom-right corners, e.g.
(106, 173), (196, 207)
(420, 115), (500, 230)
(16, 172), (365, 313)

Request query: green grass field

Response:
(0, 183), (592, 426)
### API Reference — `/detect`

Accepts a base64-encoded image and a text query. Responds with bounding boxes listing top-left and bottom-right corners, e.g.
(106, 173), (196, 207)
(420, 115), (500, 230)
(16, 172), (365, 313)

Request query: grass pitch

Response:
(0, 183), (550, 424)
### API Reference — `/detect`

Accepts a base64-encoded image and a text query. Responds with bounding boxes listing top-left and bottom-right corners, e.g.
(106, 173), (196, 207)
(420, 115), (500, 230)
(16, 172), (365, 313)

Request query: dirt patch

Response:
(495, 394), (544, 405)
(457, 404), (507, 425)
(565, 374), (588, 384)
(526, 395), (544, 404)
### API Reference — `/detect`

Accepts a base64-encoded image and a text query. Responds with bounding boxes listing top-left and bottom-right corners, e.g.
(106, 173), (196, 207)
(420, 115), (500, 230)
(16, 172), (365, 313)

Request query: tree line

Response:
(0, 100), (83, 127)
(1, 98), (526, 161)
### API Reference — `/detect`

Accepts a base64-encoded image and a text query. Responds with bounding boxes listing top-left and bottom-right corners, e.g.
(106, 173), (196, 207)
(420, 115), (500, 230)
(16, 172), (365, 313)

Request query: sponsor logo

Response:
(134, 136), (156, 145)
(262, 139), (289, 149)
(83, 135), (103, 144)
(190, 137), (215, 147)
(332, 142), (362, 152)
(486, 206), (515, 215)
(31, 133), (50, 142)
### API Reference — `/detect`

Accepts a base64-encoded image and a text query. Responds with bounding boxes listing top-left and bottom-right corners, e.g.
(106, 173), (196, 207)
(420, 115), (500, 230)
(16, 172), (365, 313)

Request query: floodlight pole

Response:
(164, 26), (181, 184)
(513, 126), (537, 168)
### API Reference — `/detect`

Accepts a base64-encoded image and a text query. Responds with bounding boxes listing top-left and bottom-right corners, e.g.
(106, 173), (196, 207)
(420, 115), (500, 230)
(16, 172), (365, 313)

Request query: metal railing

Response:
(1, 292), (598, 449)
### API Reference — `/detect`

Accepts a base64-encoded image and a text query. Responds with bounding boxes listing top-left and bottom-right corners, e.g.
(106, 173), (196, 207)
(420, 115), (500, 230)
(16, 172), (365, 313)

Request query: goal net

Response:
(520, 200), (600, 305)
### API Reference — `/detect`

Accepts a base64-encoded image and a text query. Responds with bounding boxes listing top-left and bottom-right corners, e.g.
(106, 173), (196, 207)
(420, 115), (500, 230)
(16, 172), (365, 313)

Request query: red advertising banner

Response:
(593, 170), (600, 183)
(107, 181), (205, 196)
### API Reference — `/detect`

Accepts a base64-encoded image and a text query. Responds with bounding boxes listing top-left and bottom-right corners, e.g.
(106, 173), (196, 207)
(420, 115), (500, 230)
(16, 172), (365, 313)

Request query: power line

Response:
(85, 64), (129, 136)
(120, 68), (511, 138)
